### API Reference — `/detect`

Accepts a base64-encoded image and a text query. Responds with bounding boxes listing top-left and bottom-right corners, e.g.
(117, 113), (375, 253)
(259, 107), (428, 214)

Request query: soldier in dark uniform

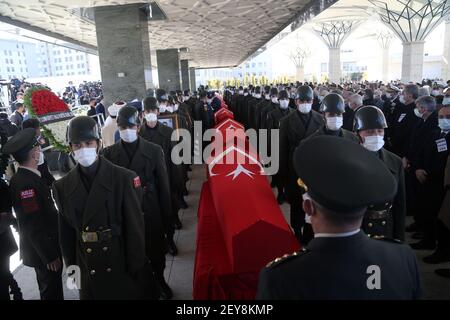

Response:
(253, 86), (272, 131)
(266, 90), (293, 204)
(310, 93), (359, 142)
(53, 117), (156, 300)
(256, 136), (421, 300)
(2, 128), (63, 300)
(247, 86), (262, 130)
(22, 118), (55, 188)
(355, 106), (406, 241)
(103, 106), (173, 299)
(279, 85), (324, 242)
(300, 93), (359, 244)
(140, 97), (184, 238)
(260, 88), (279, 131)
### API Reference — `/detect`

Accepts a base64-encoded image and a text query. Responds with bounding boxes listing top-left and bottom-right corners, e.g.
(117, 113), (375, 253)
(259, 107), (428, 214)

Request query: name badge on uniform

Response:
(436, 138), (448, 153)
(398, 113), (406, 122)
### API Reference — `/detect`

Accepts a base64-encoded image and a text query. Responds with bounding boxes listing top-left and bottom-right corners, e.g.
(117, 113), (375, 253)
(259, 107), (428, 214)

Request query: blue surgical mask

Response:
(439, 118), (450, 131)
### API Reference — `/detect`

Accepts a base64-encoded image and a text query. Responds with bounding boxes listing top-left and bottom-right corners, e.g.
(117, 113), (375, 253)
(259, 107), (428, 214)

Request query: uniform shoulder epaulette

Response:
(265, 248), (309, 269)
(380, 237), (403, 244)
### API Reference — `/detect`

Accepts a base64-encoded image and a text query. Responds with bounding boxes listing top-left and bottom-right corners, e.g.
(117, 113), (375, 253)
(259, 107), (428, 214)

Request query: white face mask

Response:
(120, 129), (137, 143)
(238, 90), (244, 95)
(255, 94), (261, 99)
(159, 105), (166, 113)
(443, 97), (450, 106)
(326, 116), (343, 131)
(207, 99), (212, 104)
(399, 95), (406, 104)
(362, 135), (385, 152)
(265, 94), (270, 100)
(174, 104), (179, 112)
(439, 118), (450, 131)
(298, 103), (312, 114)
(385, 93), (391, 99)
(279, 100), (289, 109)
(166, 106), (174, 113)
(145, 113), (157, 122)
(318, 95), (324, 102)
(73, 147), (97, 167)
(414, 108), (423, 119)
(271, 97), (278, 104)
(183, 96), (190, 102)
(431, 90), (440, 96)
(244, 92), (249, 97)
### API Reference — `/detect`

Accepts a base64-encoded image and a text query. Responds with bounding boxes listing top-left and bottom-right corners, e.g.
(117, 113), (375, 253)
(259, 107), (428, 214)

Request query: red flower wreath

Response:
(30, 89), (69, 116)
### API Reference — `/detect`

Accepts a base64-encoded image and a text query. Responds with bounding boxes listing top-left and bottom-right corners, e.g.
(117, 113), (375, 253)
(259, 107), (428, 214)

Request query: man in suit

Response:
(256, 136), (421, 300)
(389, 84), (421, 158)
(53, 116), (156, 300)
(2, 129), (63, 300)
(279, 85), (324, 242)
(103, 106), (173, 299)
(9, 101), (25, 129)
(342, 94), (363, 131)
(412, 105), (450, 255)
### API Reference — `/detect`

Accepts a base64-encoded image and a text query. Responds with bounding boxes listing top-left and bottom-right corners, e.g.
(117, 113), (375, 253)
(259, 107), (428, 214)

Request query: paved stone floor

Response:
(10, 165), (450, 300)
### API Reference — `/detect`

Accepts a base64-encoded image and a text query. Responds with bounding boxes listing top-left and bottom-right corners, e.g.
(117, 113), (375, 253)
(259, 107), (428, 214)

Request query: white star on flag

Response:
(226, 164), (255, 180)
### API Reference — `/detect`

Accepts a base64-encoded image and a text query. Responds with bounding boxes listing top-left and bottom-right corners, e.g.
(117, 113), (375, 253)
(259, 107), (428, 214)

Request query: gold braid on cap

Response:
(297, 178), (308, 192)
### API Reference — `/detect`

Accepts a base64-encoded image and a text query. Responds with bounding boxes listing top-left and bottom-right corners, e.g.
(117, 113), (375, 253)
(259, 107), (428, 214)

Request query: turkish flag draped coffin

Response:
(194, 116), (299, 299)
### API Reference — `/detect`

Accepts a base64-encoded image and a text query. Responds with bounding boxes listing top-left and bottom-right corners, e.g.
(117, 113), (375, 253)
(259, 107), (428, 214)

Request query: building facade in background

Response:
(0, 39), (91, 80)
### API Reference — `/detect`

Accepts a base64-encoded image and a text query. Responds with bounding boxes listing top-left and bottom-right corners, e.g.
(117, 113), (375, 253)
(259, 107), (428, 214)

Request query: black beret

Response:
(1, 128), (38, 158)
(294, 136), (397, 213)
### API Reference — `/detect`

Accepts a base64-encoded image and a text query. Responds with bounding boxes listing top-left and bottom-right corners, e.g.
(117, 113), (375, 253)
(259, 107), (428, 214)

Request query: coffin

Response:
(205, 144), (299, 273)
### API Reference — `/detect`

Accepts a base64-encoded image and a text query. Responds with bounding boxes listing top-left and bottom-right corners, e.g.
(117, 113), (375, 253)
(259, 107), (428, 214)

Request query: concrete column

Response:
(156, 49), (181, 92)
(94, 4), (152, 107)
(180, 59), (190, 90)
(401, 41), (424, 83)
(382, 47), (390, 84)
(328, 47), (341, 84)
(189, 67), (196, 91)
(296, 66), (305, 83)
(442, 19), (450, 81)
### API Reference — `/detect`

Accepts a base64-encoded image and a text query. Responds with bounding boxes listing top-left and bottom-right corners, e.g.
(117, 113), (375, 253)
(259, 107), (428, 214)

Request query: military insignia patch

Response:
(133, 176), (141, 188)
(20, 189), (39, 213)
(20, 189), (35, 199)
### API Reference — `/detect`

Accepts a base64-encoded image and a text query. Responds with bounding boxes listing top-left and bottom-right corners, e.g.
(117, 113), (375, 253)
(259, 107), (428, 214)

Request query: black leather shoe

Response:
(411, 232), (423, 240)
(405, 222), (418, 233)
(277, 192), (286, 205)
(168, 240), (178, 256)
(158, 278), (173, 300)
(435, 268), (450, 278)
(410, 241), (436, 250)
(423, 250), (450, 264)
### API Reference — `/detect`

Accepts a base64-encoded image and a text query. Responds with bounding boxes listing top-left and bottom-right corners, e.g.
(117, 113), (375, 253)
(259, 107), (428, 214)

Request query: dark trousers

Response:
(0, 257), (10, 300)
(416, 181), (445, 244)
(437, 220), (450, 253)
(34, 265), (63, 300)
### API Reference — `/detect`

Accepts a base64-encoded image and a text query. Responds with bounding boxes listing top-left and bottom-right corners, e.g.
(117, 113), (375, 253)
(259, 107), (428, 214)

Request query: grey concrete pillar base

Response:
(401, 41), (425, 83)
(156, 49), (181, 92)
(94, 4), (153, 107)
